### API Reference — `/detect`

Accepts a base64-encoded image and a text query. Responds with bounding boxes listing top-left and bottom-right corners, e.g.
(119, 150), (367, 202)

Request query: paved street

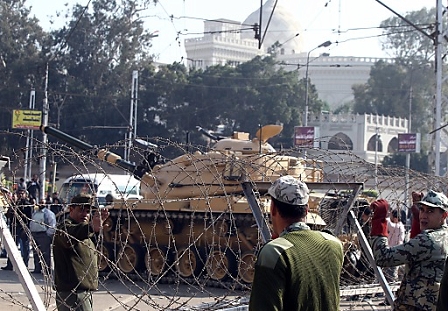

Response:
(0, 257), (393, 310)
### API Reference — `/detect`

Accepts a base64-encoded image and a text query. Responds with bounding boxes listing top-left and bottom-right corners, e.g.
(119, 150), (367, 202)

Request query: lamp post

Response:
(304, 40), (332, 126)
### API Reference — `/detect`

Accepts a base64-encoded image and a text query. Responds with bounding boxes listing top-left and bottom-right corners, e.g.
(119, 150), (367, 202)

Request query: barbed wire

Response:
(0, 130), (444, 310)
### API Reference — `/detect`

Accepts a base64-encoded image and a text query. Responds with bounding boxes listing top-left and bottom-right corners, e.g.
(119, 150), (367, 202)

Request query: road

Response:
(0, 256), (395, 311)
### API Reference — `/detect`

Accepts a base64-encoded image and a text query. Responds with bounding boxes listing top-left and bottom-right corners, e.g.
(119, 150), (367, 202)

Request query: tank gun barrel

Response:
(196, 126), (228, 141)
(40, 125), (155, 186)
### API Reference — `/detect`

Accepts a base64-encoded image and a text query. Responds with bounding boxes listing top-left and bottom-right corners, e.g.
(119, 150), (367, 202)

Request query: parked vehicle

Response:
(59, 173), (141, 206)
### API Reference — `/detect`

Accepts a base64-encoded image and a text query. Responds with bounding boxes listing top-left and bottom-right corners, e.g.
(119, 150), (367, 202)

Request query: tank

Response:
(40, 124), (325, 285)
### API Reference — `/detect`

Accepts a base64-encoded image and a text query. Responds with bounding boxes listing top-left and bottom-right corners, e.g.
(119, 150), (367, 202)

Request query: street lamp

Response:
(304, 40), (332, 126)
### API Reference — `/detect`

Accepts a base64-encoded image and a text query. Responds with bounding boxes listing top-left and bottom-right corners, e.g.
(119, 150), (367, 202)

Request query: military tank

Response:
(41, 124), (325, 285)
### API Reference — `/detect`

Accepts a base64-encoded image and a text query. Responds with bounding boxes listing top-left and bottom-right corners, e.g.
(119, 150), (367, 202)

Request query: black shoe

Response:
(31, 270), (41, 274)
(1, 266), (13, 270)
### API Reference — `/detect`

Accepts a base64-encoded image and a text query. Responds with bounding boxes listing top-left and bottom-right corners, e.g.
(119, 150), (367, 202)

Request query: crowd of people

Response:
(3, 173), (448, 310)
(1, 176), (109, 310)
(1, 183), (61, 272)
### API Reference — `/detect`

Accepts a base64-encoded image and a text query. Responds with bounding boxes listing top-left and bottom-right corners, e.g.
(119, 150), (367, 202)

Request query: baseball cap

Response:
(417, 190), (448, 211)
(267, 175), (309, 205)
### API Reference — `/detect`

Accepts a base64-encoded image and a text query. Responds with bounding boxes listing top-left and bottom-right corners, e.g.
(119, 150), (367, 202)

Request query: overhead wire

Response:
(23, 1), (432, 102)
(260, 0), (278, 48)
(49, 0), (92, 61)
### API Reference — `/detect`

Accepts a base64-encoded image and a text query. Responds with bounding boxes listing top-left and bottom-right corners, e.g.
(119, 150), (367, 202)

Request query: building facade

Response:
(183, 0), (411, 164)
(307, 113), (409, 163)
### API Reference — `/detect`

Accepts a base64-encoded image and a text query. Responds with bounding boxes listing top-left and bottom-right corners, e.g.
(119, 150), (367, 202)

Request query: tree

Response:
(136, 56), (317, 149)
(47, 0), (156, 147)
(382, 152), (428, 173)
(380, 8), (436, 62)
(187, 56), (317, 147)
(0, 0), (47, 153)
(352, 59), (432, 134)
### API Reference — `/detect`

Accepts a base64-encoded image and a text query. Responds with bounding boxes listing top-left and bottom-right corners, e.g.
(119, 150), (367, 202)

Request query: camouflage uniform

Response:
(371, 225), (448, 311)
(437, 257), (448, 311)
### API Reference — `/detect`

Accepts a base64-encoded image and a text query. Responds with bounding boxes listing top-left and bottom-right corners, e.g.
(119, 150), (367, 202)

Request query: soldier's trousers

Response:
(56, 291), (93, 311)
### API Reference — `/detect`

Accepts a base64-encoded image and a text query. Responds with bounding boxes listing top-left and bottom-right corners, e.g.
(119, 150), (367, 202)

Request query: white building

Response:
(184, 0), (384, 112)
(307, 113), (408, 163)
(184, 19), (263, 69)
(183, 0), (411, 164)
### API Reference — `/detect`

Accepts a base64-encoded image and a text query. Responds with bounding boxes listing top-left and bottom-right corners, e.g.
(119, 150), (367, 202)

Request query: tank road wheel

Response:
(205, 249), (237, 281)
(117, 244), (142, 273)
(238, 252), (256, 283)
(97, 243), (115, 272)
(145, 247), (169, 276)
(175, 247), (204, 278)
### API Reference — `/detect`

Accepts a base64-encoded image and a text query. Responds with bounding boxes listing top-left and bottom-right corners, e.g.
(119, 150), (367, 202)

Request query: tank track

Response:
(98, 208), (262, 289)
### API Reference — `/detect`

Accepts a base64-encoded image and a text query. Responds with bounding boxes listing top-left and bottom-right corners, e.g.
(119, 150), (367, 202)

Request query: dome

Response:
(242, 0), (304, 55)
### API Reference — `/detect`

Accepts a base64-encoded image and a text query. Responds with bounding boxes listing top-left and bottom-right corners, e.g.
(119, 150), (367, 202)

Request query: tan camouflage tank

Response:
(41, 124), (325, 285)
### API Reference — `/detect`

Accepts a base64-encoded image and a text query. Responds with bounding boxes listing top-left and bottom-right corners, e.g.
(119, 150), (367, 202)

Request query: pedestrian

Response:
(249, 175), (344, 311)
(30, 200), (56, 274)
(27, 174), (40, 202)
(360, 206), (372, 237)
(384, 209), (405, 282)
(50, 196), (64, 220)
(370, 191), (448, 311)
(2, 189), (32, 270)
(17, 177), (26, 192)
(53, 193), (109, 311)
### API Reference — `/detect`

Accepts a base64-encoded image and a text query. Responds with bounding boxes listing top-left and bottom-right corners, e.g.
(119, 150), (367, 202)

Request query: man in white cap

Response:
(249, 175), (344, 311)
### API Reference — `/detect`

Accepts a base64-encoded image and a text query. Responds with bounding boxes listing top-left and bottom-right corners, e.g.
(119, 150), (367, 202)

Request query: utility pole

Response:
(39, 63), (49, 202)
(433, 0), (444, 176)
(374, 0), (445, 176)
(404, 86), (412, 216)
(125, 71), (138, 162)
(24, 89), (36, 181)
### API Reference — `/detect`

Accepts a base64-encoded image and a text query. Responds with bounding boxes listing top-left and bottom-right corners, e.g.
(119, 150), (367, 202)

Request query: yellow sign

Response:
(12, 110), (42, 130)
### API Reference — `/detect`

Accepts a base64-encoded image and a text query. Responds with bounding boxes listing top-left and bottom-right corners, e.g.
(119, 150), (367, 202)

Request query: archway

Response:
(367, 135), (382, 152)
(388, 137), (398, 153)
(328, 132), (353, 150)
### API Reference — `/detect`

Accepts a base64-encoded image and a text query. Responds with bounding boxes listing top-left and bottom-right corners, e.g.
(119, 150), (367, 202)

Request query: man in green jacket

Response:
(53, 194), (109, 311)
(249, 175), (344, 311)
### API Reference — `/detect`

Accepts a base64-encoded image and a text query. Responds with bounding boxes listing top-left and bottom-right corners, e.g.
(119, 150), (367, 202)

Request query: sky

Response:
(26, 0), (431, 64)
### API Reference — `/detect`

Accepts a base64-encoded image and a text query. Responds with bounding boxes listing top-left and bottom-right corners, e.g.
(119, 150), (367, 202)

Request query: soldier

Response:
(249, 175), (344, 311)
(370, 191), (448, 311)
(437, 258), (448, 311)
(53, 194), (109, 311)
